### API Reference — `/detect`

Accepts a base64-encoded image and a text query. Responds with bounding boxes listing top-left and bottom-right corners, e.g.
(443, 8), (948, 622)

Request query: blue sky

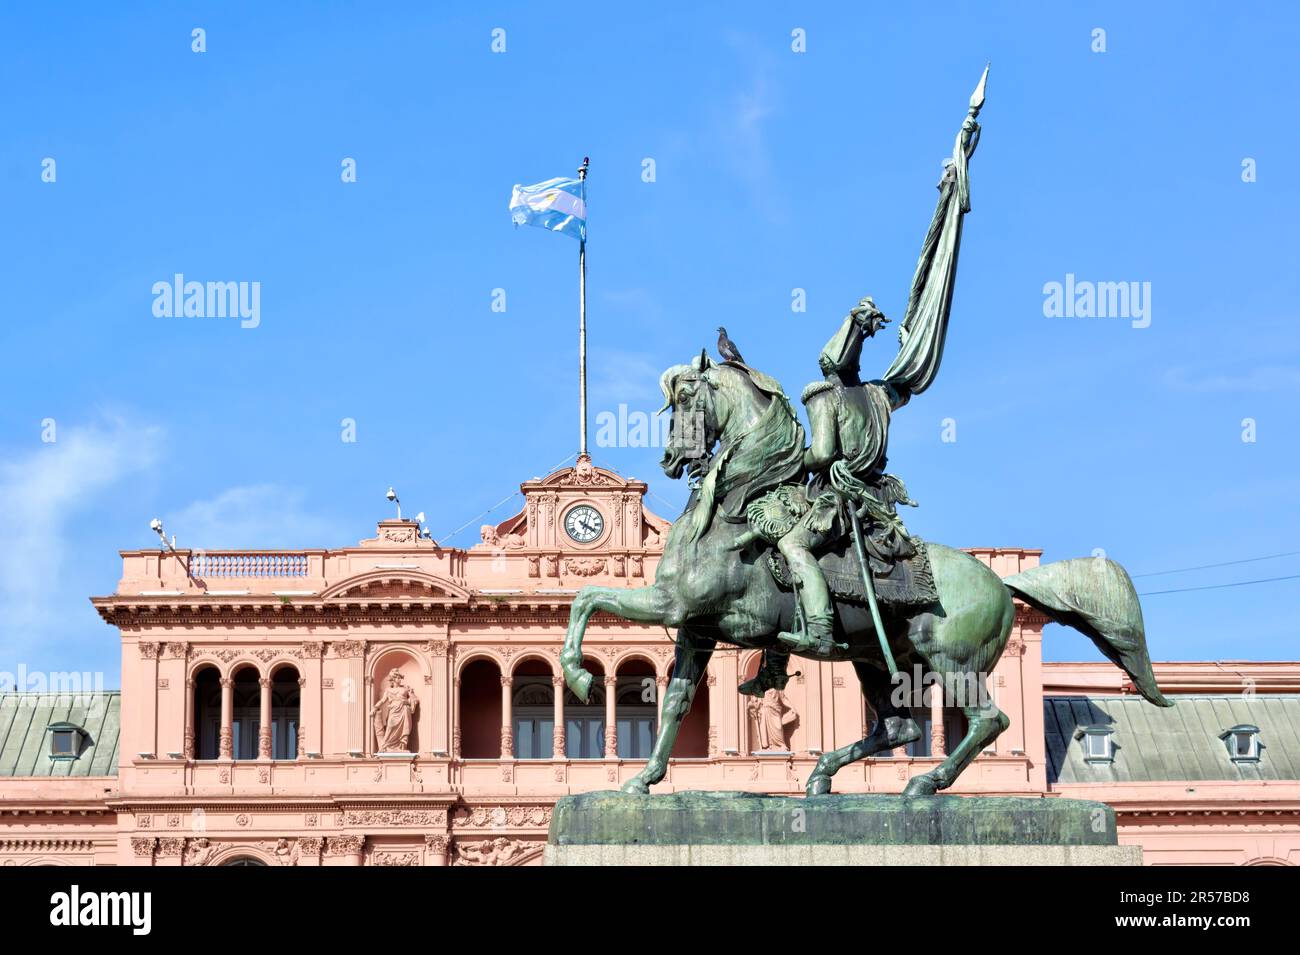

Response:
(2, 2), (1298, 682)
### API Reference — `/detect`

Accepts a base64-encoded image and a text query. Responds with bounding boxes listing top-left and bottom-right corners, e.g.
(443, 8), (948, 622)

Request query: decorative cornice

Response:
(0, 838), (97, 853)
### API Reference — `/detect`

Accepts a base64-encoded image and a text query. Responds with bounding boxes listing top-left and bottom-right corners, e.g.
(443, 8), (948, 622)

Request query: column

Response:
(323, 836), (363, 866)
(218, 677), (233, 759)
(300, 642), (323, 757)
(297, 677), (307, 758)
(803, 660), (825, 754)
(551, 675), (566, 758)
(930, 685), (947, 758)
(451, 677), (462, 758)
(424, 834), (449, 867)
(713, 650), (739, 755)
(183, 677), (195, 760)
(363, 675), (374, 754)
(429, 637), (450, 755)
(500, 674), (513, 758)
(140, 643), (159, 757)
(604, 675), (619, 757)
(258, 677), (272, 758)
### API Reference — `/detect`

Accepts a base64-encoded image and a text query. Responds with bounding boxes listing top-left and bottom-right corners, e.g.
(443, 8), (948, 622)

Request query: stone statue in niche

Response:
(371, 670), (419, 752)
(747, 689), (797, 751)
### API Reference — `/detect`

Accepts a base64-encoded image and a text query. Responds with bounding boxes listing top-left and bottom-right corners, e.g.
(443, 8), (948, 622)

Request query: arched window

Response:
(615, 659), (658, 760)
(511, 659), (554, 759)
(222, 857), (267, 867)
(459, 659), (503, 758)
(667, 660), (710, 758)
(192, 666), (222, 760)
(230, 666), (260, 760)
(271, 666), (300, 760)
(564, 658), (605, 759)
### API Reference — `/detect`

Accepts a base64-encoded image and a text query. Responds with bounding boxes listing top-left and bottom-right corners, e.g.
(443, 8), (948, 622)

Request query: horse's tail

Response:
(1002, 558), (1172, 707)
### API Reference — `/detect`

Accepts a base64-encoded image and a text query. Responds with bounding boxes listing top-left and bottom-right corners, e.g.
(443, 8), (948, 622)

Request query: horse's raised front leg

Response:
(561, 584), (677, 701)
(622, 630), (716, 794)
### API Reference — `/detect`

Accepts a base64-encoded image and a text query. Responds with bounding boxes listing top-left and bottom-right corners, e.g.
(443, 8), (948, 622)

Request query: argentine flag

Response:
(509, 176), (587, 242)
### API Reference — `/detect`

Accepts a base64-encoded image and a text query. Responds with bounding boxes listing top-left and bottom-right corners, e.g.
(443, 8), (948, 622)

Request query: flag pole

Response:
(578, 156), (589, 458)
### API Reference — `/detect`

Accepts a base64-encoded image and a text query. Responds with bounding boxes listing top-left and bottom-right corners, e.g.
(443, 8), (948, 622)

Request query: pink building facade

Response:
(1, 458), (1297, 866)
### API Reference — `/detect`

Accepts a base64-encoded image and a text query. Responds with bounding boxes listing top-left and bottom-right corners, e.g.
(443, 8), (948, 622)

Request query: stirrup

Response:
(776, 629), (847, 656)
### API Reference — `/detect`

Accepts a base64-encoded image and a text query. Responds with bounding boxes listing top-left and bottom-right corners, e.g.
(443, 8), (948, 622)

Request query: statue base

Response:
(544, 791), (1141, 866)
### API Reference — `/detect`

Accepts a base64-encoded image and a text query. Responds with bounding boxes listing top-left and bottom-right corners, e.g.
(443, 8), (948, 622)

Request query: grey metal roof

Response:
(1044, 694), (1300, 784)
(0, 692), (120, 777)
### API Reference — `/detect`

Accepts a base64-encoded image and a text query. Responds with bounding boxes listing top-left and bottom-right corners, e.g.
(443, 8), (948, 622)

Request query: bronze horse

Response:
(561, 357), (1170, 796)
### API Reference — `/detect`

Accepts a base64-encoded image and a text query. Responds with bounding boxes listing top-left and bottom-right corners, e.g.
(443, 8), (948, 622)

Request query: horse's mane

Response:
(661, 356), (805, 541)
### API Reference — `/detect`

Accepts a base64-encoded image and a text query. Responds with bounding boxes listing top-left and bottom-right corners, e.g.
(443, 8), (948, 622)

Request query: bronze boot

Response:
(738, 649), (794, 698)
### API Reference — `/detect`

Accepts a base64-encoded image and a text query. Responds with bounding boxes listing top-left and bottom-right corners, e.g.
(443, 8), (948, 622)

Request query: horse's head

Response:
(657, 351), (723, 480)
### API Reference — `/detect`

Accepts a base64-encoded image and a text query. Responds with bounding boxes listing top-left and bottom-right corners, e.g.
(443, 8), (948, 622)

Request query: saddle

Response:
(746, 481), (938, 610)
(766, 534), (938, 609)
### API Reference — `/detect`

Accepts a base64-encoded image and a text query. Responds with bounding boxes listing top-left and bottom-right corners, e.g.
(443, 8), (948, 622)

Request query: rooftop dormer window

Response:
(1074, 725), (1115, 763)
(1220, 725), (1261, 763)
(46, 722), (87, 761)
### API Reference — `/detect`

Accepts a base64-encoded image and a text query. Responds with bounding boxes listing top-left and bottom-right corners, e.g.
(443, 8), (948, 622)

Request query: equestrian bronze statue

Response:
(560, 67), (1171, 798)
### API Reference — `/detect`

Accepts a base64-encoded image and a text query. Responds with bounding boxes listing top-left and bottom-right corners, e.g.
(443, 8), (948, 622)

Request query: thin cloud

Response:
(1163, 364), (1300, 393)
(0, 416), (162, 654)
(711, 33), (786, 222)
(167, 485), (348, 551)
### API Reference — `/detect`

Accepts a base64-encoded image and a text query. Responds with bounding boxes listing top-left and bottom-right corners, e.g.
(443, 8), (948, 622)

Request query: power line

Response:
(1132, 550), (1300, 579)
(1138, 573), (1300, 597)
(435, 452), (578, 546)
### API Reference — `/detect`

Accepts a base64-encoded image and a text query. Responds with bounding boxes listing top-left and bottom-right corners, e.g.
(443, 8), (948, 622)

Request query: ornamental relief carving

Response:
(371, 850), (421, 866)
(270, 838), (299, 865)
(562, 557), (606, 577)
(451, 805), (551, 829)
(324, 835), (364, 856)
(196, 649), (240, 664)
(332, 640), (366, 659)
(184, 838), (214, 866)
(343, 810), (447, 827)
(451, 837), (536, 866)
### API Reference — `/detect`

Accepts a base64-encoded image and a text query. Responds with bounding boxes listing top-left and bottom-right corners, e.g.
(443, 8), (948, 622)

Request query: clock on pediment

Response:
(563, 504), (604, 544)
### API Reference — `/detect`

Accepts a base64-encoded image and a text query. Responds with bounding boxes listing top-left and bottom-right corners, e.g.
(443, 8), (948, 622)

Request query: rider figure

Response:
(775, 296), (901, 657)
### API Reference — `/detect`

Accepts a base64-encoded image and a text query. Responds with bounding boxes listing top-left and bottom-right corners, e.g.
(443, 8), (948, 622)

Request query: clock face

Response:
(564, 505), (604, 543)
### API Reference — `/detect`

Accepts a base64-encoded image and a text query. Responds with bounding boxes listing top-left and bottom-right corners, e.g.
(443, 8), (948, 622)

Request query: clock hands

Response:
(566, 508), (602, 540)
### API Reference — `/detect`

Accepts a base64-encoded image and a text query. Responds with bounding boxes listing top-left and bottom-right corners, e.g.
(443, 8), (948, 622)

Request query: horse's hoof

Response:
(620, 777), (650, 795)
(567, 669), (592, 703)
(902, 775), (938, 797)
(805, 774), (832, 797)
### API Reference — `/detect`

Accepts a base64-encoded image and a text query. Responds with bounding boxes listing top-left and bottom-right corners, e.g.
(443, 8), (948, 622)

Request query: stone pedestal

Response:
(544, 791), (1141, 866)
